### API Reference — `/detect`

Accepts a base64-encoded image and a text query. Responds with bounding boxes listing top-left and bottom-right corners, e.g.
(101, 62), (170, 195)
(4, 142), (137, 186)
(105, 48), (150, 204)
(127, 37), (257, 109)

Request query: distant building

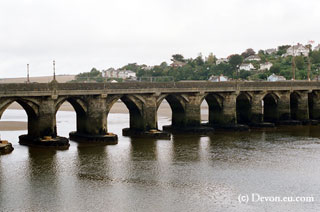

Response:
(239, 63), (255, 71)
(314, 44), (320, 51)
(265, 48), (277, 55)
(244, 55), (261, 61)
(267, 73), (286, 82)
(170, 60), (186, 68)
(103, 69), (136, 79)
(141, 65), (154, 70)
(208, 74), (228, 82)
(216, 58), (228, 65)
(259, 62), (273, 71)
(284, 44), (310, 57)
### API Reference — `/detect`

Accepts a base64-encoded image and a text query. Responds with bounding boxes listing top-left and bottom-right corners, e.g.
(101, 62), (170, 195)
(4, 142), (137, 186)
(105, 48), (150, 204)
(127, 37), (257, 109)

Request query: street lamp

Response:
(27, 64), (30, 83)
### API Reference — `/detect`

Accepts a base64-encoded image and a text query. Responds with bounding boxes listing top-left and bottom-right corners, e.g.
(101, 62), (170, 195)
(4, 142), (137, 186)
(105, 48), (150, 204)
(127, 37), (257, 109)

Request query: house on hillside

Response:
(216, 58), (228, 65)
(314, 44), (320, 51)
(259, 62), (273, 71)
(208, 74), (228, 82)
(239, 63), (255, 71)
(170, 60), (186, 68)
(265, 48), (277, 55)
(244, 55), (261, 61)
(103, 69), (136, 79)
(284, 44), (310, 57)
(267, 73), (286, 81)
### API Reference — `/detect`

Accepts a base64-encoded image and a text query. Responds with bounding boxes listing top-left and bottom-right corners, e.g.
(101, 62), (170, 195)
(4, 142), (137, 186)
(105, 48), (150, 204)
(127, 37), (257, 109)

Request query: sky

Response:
(0, 0), (319, 78)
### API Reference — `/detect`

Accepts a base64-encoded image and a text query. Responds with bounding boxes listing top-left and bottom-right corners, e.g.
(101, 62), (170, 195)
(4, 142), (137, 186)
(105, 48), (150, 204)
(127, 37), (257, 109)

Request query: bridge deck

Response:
(0, 81), (319, 97)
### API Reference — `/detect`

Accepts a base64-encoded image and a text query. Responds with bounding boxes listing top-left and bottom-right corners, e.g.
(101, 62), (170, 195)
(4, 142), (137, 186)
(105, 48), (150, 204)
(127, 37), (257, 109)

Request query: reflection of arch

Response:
(201, 93), (223, 126)
(157, 94), (187, 127)
(0, 97), (40, 136)
(263, 93), (279, 122)
(106, 94), (144, 130)
(290, 92), (300, 120)
(236, 92), (252, 124)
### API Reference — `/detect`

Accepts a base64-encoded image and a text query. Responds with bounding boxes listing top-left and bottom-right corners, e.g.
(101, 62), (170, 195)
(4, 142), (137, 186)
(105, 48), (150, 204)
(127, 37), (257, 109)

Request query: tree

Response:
(277, 45), (291, 56)
(311, 50), (320, 64)
(194, 53), (204, 66)
(171, 54), (185, 62)
(295, 56), (305, 70)
(206, 53), (217, 65)
(269, 64), (280, 74)
(241, 48), (256, 58)
(229, 54), (243, 69)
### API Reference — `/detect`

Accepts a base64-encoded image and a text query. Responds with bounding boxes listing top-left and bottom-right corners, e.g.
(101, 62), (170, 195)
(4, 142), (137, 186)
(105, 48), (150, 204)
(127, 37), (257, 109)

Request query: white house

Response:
(244, 55), (261, 61)
(216, 58), (228, 65)
(265, 48), (277, 55)
(170, 60), (186, 68)
(239, 63), (255, 71)
(103, 68), (116, 78)
(103, 69), (136, 79)
(259, 62), (273, 71)
(284, 44), (310, 57)
(208, 74), (228, 82)
(267, 73), (286, 82)
(314, 44), (320, 51)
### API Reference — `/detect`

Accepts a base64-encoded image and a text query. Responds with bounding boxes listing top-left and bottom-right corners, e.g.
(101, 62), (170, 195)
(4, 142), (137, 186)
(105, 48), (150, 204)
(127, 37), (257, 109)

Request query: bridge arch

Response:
(308, 91), (319, 119)
(263, 93), (279, 122)
(55, 97), (88, 134)
(236, 92), (252, 124)
(290, 91), (300, 120)
(106, 94), (144, 130)
(157, 94), (187, 128)
(0, 97), (39, 136)
(201, 93), (224, 126)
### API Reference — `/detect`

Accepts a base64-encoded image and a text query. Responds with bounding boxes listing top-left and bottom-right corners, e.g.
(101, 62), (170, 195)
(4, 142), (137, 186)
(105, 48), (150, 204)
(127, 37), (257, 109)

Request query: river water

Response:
(1, 109), (320, 211)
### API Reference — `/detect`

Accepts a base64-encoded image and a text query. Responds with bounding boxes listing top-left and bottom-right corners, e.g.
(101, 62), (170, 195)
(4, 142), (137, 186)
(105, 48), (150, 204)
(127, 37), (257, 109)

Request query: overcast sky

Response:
(0, 0), (319, 78)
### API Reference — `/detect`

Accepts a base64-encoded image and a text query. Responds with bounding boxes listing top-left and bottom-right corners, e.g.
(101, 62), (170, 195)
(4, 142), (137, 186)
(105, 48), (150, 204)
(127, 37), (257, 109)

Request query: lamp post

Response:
(292, 44), (296, 80)
(53, 60), (56, 81)
(27, 64), (30, 83)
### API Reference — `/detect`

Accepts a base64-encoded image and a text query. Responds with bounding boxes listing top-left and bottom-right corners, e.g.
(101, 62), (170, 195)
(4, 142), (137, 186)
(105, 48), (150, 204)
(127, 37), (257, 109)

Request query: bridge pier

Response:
(19, 98), (69, 148)
(122, 94), (170, 139)
(69, 96), (118, 144)
(250, 92), (264, 124)
(213, 93), (237, 128)
(291, 91), (309, 121)
(277, 91), (291, 123)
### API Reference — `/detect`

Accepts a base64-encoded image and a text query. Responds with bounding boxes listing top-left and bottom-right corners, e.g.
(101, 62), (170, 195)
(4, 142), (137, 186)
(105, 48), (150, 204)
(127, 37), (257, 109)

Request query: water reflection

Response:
(2, 109), (320, 211)
(76, 145), (110, 181)
(26, 148), (59, 211)
(171, 135), (201, 162)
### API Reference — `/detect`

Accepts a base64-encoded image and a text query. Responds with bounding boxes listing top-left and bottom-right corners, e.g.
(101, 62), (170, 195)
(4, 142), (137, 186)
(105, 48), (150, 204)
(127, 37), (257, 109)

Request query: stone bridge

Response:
(1, 81), (320, 146)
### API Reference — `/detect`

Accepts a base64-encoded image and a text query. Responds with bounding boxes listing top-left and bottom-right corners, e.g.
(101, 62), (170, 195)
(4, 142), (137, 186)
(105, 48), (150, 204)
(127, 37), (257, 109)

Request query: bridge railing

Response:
(0, 81), (320, 93)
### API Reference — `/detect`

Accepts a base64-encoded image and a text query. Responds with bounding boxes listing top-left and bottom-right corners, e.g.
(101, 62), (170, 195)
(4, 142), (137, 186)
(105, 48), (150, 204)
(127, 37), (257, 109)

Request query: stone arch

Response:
(157, 94), (187, 127)
(201, 93), (224, 126)
(55, 96), (87, 115)
(263, 93), (279, 122)
(290, 91), (300, 120)
(0, 97), (40, 136)
(106, 94), (144, 130)
(308, 91), (319, 119)
(0, 97), (39, 118)
(236, 92), (252, 124)
(55, 96), (88, 133)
